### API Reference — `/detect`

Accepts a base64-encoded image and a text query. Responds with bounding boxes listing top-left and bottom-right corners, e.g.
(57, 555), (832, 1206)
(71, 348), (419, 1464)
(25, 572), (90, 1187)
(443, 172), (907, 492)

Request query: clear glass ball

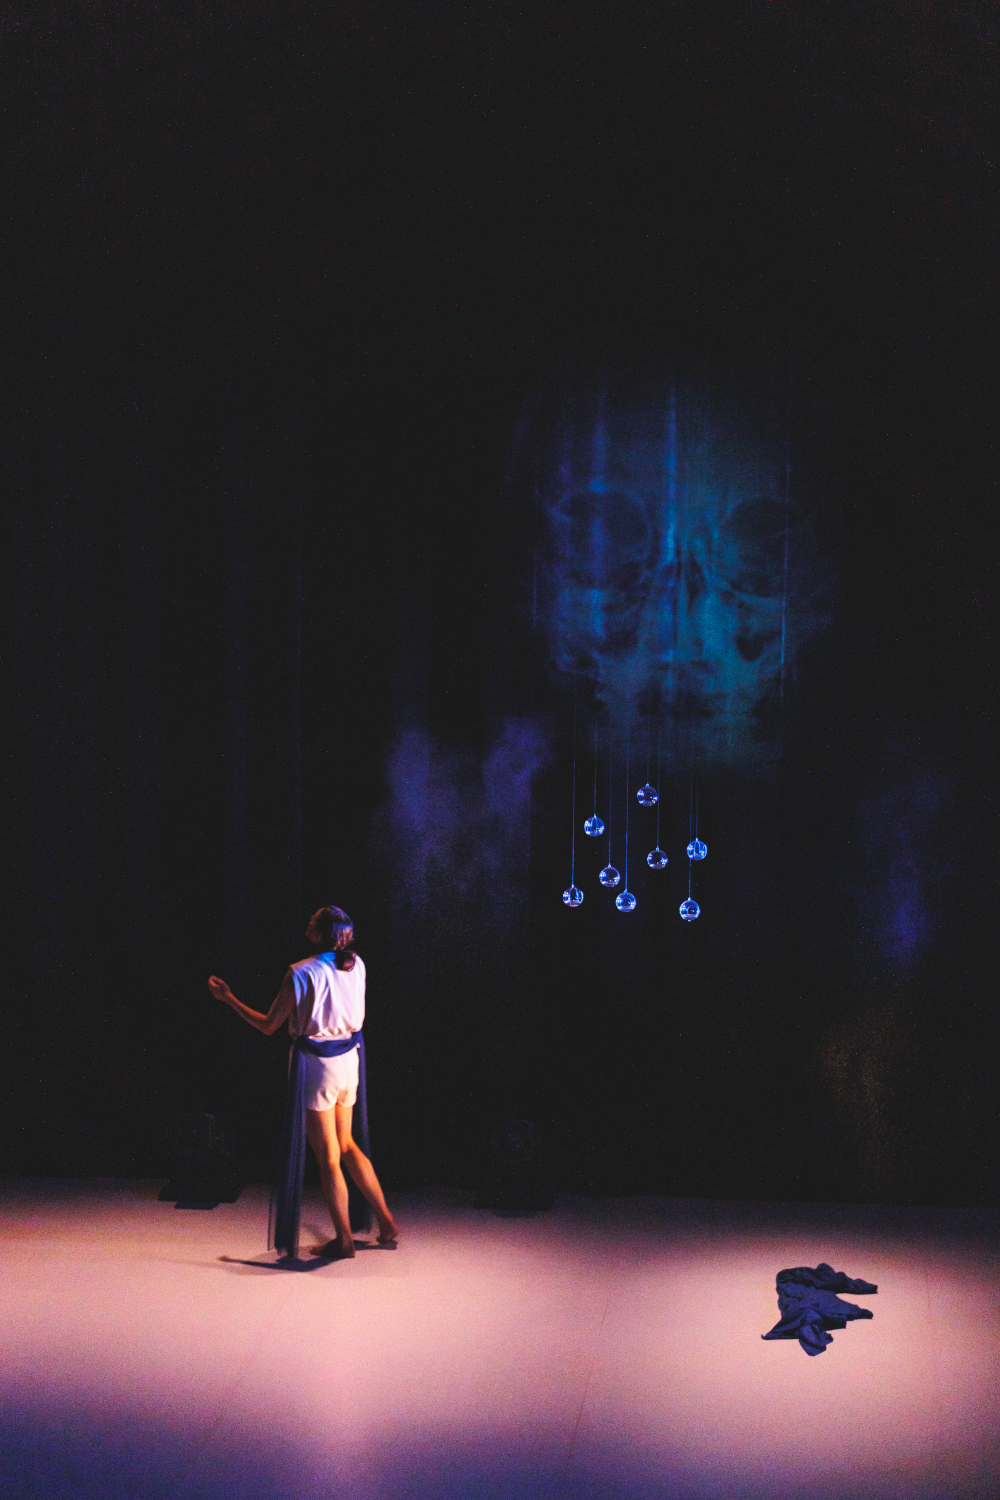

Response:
(646, 847), (669, 869)
(562, 885), (584, 907)
(583, 814), (605, 837)
(598, 865), (621, 888)
(679, 898), (701, 921)
(636, 783), (659, 807)
(615, 890), (637, 912)
(686, 838), (707, 860)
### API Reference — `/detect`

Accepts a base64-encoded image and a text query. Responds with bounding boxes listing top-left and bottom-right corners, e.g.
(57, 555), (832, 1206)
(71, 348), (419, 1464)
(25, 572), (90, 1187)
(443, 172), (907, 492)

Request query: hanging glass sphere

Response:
(646, 847), (669, 869)
(598, 865), (621, 888)
(562, 885), (584, 907)
(584, 814), (605, 837)
(615, 890), (637, 912)
(636, 783), (659, 807)
(679, 898), (701, 921)
(686, 838), (708, 860)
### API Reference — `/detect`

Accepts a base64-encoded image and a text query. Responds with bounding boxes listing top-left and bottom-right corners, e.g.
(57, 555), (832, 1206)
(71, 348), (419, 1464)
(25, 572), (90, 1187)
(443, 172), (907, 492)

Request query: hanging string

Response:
(607, 731), (613, 867)
(637, 715), (657, 805)
(600, 726), (620, 887)
(593, 722), (599, 817)
(645, 716), (668, 869)
(616, 719), (636, 908)
(562, 676), (583, 905)
(584, 718), (605, 837)
(624, 722), (630, 891)
(571, 676), (577, 886)
(686, 750), (707, 862)
(655, 722), (661, 848)
(680, 763), (699, 921)
(679, 721), (702, 918)
(681, 732), (705, 920)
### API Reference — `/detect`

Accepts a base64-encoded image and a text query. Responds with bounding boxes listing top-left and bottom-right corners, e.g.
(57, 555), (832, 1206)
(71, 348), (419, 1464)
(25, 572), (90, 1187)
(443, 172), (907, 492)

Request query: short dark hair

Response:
(315, 906), (357, 970)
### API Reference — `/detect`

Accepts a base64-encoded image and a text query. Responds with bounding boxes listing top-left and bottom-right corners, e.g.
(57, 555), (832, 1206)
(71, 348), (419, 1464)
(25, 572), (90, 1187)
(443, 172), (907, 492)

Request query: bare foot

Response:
(376, 1215), (400, 1245)
(313, 1238), (356, 1259)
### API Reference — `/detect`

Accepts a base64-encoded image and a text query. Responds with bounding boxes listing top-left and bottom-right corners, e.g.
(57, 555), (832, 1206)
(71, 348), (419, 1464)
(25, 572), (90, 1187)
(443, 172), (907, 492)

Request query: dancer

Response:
(208, 905), (398, 1258)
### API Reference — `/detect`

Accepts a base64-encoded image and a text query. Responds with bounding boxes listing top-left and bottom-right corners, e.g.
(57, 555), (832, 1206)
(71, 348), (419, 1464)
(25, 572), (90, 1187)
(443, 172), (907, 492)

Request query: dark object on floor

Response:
(159, 1179), (243, 1206)
(762, 1262), (878, 1355)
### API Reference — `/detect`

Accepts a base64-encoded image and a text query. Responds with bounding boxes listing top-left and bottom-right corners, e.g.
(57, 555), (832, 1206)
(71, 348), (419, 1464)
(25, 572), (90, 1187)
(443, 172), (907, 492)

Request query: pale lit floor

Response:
(1, 1181), (998, 1499)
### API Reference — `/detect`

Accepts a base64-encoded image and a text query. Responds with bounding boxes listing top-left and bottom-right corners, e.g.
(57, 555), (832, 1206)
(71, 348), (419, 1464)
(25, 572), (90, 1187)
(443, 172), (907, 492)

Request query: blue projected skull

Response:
(523, 365), (829, 763)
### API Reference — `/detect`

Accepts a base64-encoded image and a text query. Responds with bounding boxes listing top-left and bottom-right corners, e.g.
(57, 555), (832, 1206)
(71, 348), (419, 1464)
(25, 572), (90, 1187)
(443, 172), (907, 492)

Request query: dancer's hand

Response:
(208, 976), (234, 1004)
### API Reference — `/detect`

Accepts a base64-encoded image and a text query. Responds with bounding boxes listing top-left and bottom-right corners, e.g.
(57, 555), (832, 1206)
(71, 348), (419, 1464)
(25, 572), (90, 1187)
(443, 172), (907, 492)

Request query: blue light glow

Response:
(562, 885), (584, 907)
(521, 363), (830, 764)
(616, 890), (637, 912)
(646, 847), (669, 869)
(636, 783), (659, 806)
(599, 865), (621, 888)
(679, 898), (701, 921)
(686, 838), (707, 860)
(584, 815), (605, 836)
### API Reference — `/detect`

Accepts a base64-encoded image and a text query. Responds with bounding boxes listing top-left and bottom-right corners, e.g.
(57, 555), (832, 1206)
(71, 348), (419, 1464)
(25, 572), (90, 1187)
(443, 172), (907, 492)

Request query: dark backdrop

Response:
(3, 2), (996, 1204)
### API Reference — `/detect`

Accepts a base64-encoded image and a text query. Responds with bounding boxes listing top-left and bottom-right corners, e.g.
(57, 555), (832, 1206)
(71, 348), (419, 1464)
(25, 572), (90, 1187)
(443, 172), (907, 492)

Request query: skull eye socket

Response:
(557, 488), (654, 654)
(563, 489), (651, 592)
(723, 496), (792, 597)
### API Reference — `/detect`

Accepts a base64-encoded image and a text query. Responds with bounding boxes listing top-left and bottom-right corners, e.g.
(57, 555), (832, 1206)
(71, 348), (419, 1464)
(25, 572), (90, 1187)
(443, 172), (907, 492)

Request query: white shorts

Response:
(300, 1045), (359, 1112)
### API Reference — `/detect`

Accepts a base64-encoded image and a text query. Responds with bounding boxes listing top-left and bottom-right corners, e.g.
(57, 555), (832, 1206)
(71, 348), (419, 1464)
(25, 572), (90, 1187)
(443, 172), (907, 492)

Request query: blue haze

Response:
(518, 364), (832, 764)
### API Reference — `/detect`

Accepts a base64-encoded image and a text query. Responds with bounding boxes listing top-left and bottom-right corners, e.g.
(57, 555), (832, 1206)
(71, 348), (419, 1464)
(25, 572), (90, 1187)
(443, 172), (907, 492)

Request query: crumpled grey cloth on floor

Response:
(762, 1262), (878, 1355)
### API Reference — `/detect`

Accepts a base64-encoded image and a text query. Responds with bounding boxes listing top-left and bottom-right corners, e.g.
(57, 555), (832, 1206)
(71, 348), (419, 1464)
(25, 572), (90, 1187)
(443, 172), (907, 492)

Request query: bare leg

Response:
(305, 1108), (355, 1256)
(335, 1103), (399, 1242)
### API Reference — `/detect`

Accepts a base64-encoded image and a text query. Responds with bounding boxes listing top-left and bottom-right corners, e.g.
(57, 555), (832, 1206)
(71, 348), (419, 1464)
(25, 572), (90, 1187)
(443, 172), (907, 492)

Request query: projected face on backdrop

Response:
(531, 367), (828, 763)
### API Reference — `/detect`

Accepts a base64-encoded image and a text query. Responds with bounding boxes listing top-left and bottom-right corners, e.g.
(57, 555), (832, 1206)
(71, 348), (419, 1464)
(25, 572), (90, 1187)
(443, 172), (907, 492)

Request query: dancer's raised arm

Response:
(208, 972), (295, 1034)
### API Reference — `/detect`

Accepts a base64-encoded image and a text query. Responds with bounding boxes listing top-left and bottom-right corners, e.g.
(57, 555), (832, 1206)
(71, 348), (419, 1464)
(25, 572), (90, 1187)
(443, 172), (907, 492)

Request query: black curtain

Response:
(2, 1), (996, 1203)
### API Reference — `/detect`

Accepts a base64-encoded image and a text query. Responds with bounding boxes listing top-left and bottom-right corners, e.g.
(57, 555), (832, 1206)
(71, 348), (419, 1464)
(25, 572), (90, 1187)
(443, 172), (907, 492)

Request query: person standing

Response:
(208, 905), (398, 1257)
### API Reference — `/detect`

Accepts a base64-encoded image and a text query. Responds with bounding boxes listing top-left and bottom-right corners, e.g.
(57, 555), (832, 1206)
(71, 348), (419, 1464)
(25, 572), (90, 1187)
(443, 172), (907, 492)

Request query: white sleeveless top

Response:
(288, 952), (366, 1041)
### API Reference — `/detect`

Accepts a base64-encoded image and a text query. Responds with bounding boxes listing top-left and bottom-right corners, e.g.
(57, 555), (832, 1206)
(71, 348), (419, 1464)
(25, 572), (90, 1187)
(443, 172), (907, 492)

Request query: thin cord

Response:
(655, 721), (661, 847)
(687, 730), (696, 904)
(624, 722), (630, 890)
(607, 733), (613, 866)
(688, 735), (694, 900)
(593, 722), (598, 815)
(571, 677), (578, 885)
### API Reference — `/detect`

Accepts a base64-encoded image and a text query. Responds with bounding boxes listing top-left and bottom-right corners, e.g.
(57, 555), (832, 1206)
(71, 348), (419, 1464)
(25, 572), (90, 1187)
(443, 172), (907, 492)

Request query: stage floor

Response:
(1, 1180), (997, 1499)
